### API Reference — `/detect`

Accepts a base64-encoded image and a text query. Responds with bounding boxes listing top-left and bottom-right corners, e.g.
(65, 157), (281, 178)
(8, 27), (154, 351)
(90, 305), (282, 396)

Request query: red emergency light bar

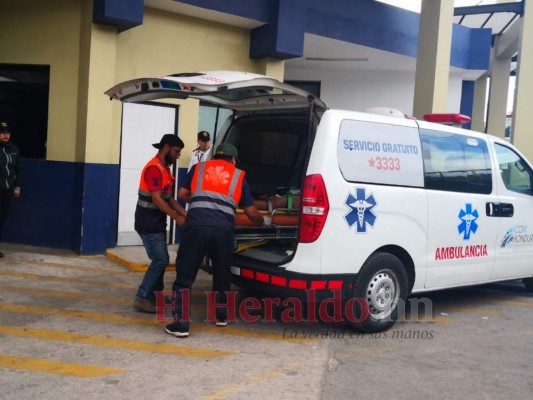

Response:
(423, 113), (471, 126)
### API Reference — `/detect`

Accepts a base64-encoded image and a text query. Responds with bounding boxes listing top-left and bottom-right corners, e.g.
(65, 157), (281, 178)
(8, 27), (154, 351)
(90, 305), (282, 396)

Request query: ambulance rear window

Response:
(224, 115), (310, 195)
(421, 130), (492, 194)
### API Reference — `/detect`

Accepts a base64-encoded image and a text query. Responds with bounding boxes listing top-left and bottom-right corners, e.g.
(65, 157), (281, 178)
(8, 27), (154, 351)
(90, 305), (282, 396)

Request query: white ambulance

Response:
(106, 71), (533, 332)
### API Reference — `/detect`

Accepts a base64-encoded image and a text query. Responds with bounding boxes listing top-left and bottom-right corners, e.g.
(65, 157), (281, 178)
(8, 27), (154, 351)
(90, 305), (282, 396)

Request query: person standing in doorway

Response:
(0, 121), (22, 258)
(165, 143), (266, 338)
(187, 130), (211, 172)
(133, 134), (187, 313)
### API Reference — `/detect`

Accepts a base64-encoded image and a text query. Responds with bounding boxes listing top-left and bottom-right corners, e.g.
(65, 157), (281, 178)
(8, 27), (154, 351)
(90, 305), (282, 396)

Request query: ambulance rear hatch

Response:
(106, 71), (326, 269)
(105, 70), (326, 111)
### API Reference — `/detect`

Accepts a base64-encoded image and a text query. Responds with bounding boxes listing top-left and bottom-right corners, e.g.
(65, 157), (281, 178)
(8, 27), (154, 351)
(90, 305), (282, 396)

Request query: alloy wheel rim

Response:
(365, 269), (399, 320)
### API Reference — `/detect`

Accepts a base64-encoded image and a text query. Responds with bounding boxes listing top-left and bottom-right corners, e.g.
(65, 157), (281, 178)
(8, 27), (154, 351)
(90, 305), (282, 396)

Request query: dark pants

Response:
(0, 188), (13, 242)
(172, 225), (234, 329)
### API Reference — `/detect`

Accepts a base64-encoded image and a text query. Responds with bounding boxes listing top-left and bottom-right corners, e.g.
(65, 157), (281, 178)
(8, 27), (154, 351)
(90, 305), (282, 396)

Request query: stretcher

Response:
(234, 210), (299, 227)
(233, 193), (300, 254)
(253, 193), (300, 213)
(234, 208), (299, 252)
(237, 192), (300, 227)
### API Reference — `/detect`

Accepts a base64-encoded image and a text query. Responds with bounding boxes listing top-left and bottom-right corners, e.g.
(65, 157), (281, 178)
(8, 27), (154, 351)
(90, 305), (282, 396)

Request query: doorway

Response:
(117, 102), (179, 245)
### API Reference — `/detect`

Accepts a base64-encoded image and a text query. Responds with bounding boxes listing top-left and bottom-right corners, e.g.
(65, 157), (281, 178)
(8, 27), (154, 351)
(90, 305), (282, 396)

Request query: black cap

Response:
(197, 131), (211, 142)
(0, 121), (11, 133)
(152, 134), (184, 149)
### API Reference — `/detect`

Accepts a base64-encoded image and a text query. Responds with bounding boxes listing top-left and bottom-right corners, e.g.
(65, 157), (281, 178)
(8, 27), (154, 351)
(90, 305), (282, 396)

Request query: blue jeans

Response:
(136, 232), (169, 303)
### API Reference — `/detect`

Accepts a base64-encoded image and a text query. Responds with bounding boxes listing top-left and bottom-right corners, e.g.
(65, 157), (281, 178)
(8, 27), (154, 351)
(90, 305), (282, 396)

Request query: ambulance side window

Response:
(494, 144), (533, 196)
(420, 130), (492, 194)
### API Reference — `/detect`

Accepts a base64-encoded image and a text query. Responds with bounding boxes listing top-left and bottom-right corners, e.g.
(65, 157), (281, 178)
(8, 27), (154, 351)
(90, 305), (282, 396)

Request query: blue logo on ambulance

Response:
(458, 203), (478, 240)
(344, 188), (376, 233)
(501, 225), (533, 247)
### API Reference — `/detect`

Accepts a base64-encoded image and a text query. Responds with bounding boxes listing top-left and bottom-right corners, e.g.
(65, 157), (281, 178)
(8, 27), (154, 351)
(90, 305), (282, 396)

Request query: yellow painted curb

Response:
(105, 250), (174, 272)
(0, 353), (125, 378)
(0, 325), (235, 358)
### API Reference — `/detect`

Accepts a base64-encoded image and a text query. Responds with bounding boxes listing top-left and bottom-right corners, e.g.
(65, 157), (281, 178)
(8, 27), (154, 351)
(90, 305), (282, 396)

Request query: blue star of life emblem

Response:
(458, 203), (479, 240)
(344, 188), (377, 233)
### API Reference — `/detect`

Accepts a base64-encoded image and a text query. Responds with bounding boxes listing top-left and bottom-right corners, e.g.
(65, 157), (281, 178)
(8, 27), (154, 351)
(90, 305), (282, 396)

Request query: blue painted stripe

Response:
(79, 163), (120, 255)
(89, 0), (493, 69)
(93, 0), (143, 32)
(5, 160), (119, 255)
(5, 160), (83, 250)
(460, 80), (475, 130)
(451, 25), (491, 70)
(306, 0), (420, 58)
(250, 0), (306, 59)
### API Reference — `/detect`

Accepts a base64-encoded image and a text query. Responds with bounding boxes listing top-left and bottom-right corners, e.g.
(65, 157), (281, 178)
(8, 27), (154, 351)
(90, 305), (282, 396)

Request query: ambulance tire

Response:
(346, 252), (408, 333)
(523, 277), (533, 292)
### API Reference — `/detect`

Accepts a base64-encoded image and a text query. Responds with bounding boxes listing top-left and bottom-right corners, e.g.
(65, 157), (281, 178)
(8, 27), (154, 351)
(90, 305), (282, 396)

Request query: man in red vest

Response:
(133, 134), (187, 314)
(165, 143), (265, 338)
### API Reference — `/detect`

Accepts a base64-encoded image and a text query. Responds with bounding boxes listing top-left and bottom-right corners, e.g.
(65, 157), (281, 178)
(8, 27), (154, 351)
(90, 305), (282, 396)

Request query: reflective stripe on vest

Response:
(137, 156), (174, 209)
(189, 160), (244, 217)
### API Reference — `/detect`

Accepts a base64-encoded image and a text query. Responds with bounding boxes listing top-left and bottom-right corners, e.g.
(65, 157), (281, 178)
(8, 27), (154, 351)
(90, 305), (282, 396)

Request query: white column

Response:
(512, 7), (533, 161)
(471, 73), (488, 133)
(486, 42), (511, 140)
(413, 0), (454, 119)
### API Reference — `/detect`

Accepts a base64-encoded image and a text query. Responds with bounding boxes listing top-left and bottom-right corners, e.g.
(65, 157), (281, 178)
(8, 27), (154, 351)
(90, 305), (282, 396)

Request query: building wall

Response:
(0, 0), (82, 162)
(0, 0), (90, 251)
(0, 1), (269, 253)
(113, 7), (265, 160)
(0, 0), (490, 254)
(285, 67), (463, 116)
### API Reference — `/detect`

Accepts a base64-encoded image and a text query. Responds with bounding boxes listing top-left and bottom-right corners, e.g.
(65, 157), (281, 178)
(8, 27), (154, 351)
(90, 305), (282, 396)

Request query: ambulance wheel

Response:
(346, 252), (408, 333)
(523, 277), (533, 292)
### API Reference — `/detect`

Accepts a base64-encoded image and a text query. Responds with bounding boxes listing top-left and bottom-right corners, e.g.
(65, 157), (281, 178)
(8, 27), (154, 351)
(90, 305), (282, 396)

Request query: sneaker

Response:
(0, 251), (4, 258)
(133, 297), (156, 314)
(215, 319), (228, 327)
(165, 323), (189, 338)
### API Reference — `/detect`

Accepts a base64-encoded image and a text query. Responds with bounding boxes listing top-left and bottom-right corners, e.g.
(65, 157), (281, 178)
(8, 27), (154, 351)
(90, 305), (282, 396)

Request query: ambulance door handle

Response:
(485, 202), (513, 217)
(500, 203), (514, 217)
(486, 202), (499, 217)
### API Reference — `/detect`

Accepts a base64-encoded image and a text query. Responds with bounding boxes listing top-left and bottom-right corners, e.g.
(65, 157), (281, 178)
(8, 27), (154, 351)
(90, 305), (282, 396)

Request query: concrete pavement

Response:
(0, 243), (329, 400)
(2, 243), (533, 399)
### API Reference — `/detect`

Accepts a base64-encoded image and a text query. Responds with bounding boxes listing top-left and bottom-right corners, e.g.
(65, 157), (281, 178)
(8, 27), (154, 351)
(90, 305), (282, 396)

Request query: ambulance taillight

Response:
(299, 174), (329, 243)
